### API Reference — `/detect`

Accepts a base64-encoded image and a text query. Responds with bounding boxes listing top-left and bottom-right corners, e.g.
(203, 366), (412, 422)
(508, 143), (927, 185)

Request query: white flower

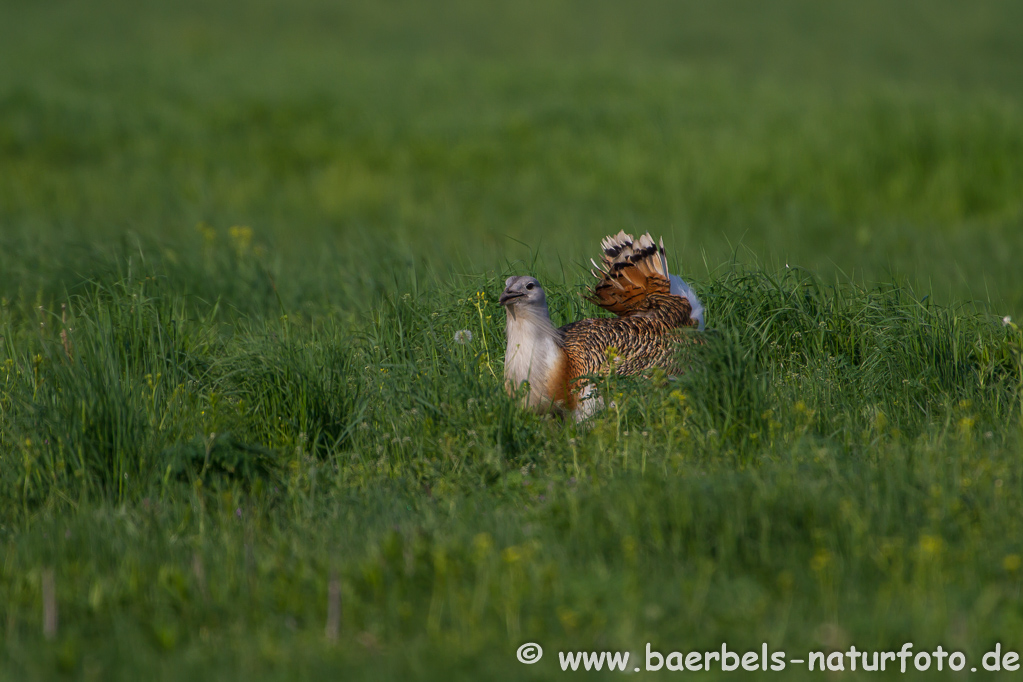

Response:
(454, 329), (473, 344)
(1004, 316), (1012, 326)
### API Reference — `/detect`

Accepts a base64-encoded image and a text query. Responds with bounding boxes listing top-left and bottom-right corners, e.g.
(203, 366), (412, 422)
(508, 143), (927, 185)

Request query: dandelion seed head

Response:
(454, 329), (473, 344)
(1004, 316), (1012, 326)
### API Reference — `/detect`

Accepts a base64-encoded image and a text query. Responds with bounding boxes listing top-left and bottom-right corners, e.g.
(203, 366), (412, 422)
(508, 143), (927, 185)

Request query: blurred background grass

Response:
(3, 1), (1023, 680)
(2, 0), (1021, 316)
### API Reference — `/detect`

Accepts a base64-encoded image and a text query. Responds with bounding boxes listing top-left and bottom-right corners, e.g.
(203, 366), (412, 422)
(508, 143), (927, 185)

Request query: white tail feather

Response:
(670, 275), (705, 331)
(595, 230), (706, 329)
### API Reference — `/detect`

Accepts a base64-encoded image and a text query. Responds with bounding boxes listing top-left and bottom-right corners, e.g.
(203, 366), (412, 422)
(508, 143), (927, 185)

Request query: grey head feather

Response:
(499, 276), (549, 315)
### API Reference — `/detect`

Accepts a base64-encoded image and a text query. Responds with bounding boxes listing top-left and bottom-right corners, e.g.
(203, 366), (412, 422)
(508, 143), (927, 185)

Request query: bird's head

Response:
(500, 276), (547, 312)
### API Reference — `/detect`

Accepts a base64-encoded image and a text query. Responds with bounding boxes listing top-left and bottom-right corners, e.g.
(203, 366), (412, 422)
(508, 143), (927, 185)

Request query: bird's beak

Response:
(499, 289), (523, 306)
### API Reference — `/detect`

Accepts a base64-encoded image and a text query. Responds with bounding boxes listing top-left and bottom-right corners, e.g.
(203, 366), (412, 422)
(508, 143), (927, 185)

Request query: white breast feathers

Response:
(503, 306), (564, 411)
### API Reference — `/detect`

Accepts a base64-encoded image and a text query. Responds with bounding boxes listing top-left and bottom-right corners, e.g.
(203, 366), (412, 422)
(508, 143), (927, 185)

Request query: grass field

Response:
(2, 0), (1023, 679)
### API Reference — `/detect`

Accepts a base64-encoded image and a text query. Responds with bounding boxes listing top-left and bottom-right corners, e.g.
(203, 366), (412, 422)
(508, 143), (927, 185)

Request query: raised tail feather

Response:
(588, 231), (673, 317)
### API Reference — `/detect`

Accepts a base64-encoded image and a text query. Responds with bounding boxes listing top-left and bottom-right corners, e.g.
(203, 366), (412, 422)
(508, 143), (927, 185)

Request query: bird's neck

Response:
(504, 305), (564, 403)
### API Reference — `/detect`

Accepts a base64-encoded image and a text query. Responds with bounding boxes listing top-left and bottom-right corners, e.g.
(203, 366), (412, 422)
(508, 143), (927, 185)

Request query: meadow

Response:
(2, 0), (1023, 679)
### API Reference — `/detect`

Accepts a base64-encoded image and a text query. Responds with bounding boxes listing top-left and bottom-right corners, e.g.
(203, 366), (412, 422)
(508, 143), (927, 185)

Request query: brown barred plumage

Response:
(500, 231), (703, 420)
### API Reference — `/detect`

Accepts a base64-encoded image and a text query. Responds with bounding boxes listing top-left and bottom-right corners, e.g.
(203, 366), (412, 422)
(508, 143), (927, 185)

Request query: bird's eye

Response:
(526, 283), (534, 290)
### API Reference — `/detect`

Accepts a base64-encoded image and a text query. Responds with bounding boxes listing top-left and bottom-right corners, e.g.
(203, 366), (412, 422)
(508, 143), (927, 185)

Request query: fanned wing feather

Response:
(570, 230), (702, 380)
(560, 292), (695, 379)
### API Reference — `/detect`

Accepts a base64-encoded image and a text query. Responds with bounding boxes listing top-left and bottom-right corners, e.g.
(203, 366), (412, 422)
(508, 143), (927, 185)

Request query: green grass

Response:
(3, 0), (1023, 679)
